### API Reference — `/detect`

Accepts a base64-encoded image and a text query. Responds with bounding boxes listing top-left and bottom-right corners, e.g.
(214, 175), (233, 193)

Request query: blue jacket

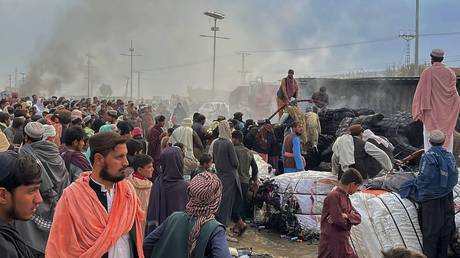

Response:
(281, 135), (304, 173)
(400, 146), (458, 203)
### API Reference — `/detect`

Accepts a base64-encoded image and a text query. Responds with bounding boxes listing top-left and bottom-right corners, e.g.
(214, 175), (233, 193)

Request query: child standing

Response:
(126, 154), (154, 234)
(318, 168), (363, 258)
(190, 153), (213, 180)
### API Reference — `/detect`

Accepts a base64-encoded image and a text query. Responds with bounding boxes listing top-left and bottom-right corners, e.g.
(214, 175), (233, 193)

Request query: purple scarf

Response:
(59, 146), (92, 172)
(145, 147), (189, 235)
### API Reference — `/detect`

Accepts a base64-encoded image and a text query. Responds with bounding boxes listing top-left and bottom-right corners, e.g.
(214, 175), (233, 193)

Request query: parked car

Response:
(198, 102), (229, 122)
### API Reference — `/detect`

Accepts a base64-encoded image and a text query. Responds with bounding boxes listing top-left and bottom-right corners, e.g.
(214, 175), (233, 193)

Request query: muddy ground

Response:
(229, 227), (318, 258)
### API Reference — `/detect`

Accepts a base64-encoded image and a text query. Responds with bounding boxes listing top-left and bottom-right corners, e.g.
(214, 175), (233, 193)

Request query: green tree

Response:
(99, 83), (113, 97)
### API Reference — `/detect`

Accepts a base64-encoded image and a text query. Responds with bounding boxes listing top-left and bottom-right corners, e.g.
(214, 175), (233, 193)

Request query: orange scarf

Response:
(45, 172), (145, 258)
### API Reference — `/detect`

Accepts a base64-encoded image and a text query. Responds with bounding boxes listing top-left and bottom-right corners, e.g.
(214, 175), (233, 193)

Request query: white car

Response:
(198, 102), (229, 122)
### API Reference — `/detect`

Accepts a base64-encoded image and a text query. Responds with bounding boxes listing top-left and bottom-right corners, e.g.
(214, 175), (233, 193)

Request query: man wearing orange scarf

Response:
(46, 132), (144, 258)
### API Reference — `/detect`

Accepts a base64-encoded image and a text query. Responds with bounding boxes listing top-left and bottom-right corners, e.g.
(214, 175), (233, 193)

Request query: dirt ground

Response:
(229, 227), (318, 258)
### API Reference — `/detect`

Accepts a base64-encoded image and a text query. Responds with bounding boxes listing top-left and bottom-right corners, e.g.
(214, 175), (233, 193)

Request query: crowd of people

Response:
(0, 91), (262, 257)
(0, 48), (458, 258)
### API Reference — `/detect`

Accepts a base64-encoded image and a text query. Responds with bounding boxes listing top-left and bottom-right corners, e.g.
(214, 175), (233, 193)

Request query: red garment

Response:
(318, 188), (361, 258)
(147, 124), (164, 161)
(45, 172), (145, 258)
(46, 115), (62, 146)
(412, 63), (460, 146)
(132, 171), (147, 180)
(285, 77), (298, 99)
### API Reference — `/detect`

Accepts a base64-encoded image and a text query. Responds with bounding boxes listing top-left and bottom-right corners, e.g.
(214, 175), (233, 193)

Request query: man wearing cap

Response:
(276, 69), (299, 119)
(0, 151), (43, 258)
(70, 109), (83, 127)
(400, 130), (458, 258)
(16, 122), (69, 256)
(107, 110), (119, 124)
(42, 124), (56, 143)
(412, 48), (460, 153)
(82, 115), (95, 138)
(332, 124), (393, 180)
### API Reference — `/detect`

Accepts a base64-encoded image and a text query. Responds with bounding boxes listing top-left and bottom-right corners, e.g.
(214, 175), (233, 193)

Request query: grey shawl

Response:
(16, 141), (70, 253)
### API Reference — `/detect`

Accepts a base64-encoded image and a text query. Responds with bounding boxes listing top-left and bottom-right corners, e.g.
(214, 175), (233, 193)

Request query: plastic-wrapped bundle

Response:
(453, 180), (460, 228)
(350, 192), (383, 258)
(284, 194), (326, 215)
(295, 214), (322, 233)
(271, 171), (337, 234)
(366, 192), (423, 253)
(274, 171), (336, 195)
(253, 153), (274, 179)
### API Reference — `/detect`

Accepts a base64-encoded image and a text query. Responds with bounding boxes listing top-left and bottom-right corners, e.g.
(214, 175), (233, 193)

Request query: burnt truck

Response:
(242, 76), (460, 172)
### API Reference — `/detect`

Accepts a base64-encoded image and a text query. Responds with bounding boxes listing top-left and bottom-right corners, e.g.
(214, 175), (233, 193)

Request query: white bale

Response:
(274, 171), (336, 195)
(366, 192), (423, 253)
(350, 192), (384, 258)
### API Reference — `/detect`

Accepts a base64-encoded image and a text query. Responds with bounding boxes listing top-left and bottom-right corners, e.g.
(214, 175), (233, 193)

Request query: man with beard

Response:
(0, 151), (43, 258)
(276, 69), (299, 119)
(282, 121), (305, 173)
(17, 122), (70, 257)
(46, 132), (144, 257)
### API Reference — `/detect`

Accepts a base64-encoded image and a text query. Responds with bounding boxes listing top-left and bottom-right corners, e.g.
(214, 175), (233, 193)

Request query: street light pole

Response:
(130, 40), (134, 99)
(202, 11), (228, 99)
(415, 0), (420, 75)
(212, 18), (217, 98)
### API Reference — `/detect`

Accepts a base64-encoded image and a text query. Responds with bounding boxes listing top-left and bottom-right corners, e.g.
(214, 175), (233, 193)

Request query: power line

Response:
(140, 31), (460, 74)
(243, 31), (460, 54)
(244, 36), (399, 53)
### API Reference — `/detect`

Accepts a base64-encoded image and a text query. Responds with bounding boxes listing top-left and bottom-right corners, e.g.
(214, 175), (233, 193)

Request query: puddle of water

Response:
(229, 227), (318, 258)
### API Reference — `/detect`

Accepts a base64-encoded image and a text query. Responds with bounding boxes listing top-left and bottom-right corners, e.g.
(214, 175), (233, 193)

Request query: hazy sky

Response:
(1, 0), (459, 97)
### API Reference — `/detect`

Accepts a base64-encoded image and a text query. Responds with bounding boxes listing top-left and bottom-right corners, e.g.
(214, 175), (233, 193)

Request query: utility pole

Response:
(121, 40), (143, 100)
(20, 72), (25, 86)
(415, 0), (420, 75)
(86, 54), (92, 98)
(201, 11), (230, 98)
(14, 68), (18, 89)
(137, 71), (142, 100)
(236, 51), (251, 85)
(8, 74), (12, 89)
(399, 32), (415, 66)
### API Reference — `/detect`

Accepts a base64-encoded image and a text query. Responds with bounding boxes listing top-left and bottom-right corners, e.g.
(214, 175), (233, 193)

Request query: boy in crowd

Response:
(127, 154), (154, 234)
(0, 151), (43, 257)
(190, 153), (213, 180)
(318, 168), (363, 258)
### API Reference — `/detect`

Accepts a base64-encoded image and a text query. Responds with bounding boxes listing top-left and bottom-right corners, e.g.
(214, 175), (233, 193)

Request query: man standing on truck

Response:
(412, 48), (460, 153)
(276, 69), (299, 119)
(312, 86), (329, 111)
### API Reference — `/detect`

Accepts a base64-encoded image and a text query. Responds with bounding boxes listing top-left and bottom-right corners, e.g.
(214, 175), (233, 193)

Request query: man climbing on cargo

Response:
(400, 130), (458, 258)
(318, 168), (362, 258)
(276, 69), (299, 119)
(331, 124), (393, 180)
(311, 86), (329, 111)
(412, 48), (460, 153)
